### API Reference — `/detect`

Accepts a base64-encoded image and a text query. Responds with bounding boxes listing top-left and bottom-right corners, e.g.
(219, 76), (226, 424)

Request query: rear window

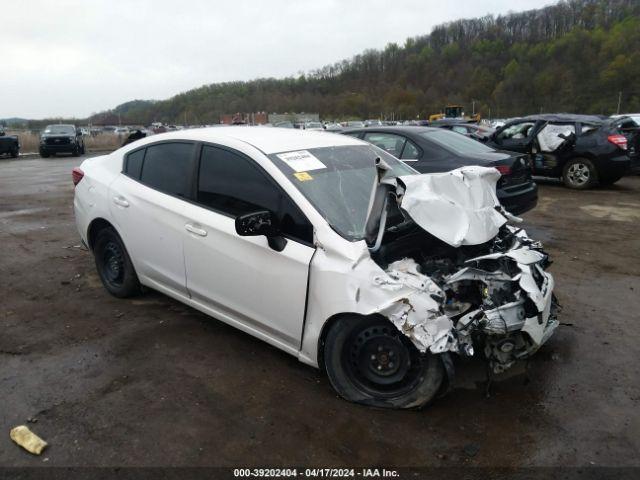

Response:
(420, 129), (495, 155)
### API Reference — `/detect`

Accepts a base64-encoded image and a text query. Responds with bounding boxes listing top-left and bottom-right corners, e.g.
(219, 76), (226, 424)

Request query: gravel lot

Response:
(1, 155), (639, 468)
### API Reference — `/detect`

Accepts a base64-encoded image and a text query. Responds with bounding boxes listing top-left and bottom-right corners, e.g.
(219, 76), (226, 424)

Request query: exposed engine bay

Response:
(367, 166), (559, 373)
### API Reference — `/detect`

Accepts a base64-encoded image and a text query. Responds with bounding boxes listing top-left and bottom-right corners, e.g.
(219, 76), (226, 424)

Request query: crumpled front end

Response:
(369, 167), (559, 373)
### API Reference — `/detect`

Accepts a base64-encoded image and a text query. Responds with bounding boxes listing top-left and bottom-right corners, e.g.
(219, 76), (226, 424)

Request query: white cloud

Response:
(1, 0), (556, 118)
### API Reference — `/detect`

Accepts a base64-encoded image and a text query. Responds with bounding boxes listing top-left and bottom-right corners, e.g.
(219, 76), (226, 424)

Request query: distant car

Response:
(485, 114), (635, 189)
(114, 127), (129, 136)
(343, 121), (365, 128)
(303, 122), (324, 131)
(274, 121), (294, 129)
(343, 126), (538, 214)
(39, 124), (85, 157)
(0, 127), (20, 158)
(364, 119), (383, 127)
(323, 123), (343, 132)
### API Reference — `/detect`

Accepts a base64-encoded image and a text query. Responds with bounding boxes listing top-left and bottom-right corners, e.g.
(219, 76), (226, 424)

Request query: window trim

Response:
(194, 141), (315, 247)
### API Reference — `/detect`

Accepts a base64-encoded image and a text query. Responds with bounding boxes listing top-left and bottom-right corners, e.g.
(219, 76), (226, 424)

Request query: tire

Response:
(562, 157), (597, 189)
(80, 144), (86, 155)
(72, 146), (80, 157)
(93, 227), (141, 298)
(323, 315), (444, 409)
(10, 147), (18, 158)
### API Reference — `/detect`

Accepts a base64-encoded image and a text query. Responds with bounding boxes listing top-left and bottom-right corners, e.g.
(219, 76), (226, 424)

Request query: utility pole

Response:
(616, 91), (622, 114)
(472, 101), (475, 115)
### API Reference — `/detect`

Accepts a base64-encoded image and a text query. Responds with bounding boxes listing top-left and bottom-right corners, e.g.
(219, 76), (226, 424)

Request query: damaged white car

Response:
(73, 127), (558, 409)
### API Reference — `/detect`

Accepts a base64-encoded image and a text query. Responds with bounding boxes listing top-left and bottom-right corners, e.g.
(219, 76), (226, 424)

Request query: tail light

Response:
(608, 134), (627, 150)
(494, 165), (512, 175)
(72, 167), (84, 186)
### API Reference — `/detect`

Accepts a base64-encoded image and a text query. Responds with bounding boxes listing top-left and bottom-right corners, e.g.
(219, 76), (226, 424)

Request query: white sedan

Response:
(73, 127), (558, 409)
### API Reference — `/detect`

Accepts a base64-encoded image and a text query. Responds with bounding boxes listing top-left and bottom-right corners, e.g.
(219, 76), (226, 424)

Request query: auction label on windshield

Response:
(277, 150), (326, 172)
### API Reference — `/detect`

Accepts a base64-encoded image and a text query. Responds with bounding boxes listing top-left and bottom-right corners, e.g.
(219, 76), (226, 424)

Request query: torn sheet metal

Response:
(397, 167), (507, 247)
(373, 259), (458, 354)
(536, 124), (575, 152)
(372, 226), (557, 373)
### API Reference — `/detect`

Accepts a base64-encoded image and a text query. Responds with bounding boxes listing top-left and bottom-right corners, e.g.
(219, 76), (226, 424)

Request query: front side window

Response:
(139, 142), (194, 197)
(497, 122), (536, 140)
(363, 132), (407, 158)
(197, 146), (313, 243)
(269, 145), (415, 241)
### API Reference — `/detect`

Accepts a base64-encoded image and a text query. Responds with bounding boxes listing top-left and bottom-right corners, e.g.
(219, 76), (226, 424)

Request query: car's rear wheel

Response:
(93, 227), (140, 298)
(323, 315), (444, 409)
(10, 147), (18, 158)
(562, 157), (597, 189)
(40, 151), (50, 158)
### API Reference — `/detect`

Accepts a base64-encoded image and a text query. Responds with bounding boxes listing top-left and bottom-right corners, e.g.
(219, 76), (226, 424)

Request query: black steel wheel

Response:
(93, 227), (140, 298)
(323, 315), (444, 409)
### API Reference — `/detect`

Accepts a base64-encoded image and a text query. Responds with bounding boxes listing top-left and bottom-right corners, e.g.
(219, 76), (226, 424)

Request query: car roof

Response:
(513, 113), (605, 124)
(343, 126), (439, 135)
(129, 126), (364, 154)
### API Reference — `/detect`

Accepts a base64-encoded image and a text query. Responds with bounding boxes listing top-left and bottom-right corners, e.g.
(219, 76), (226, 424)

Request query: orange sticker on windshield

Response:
(294, 172), (313, 181)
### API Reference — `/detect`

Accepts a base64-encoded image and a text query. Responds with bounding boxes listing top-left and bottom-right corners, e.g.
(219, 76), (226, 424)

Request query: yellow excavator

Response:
(429, 105), (480, 123)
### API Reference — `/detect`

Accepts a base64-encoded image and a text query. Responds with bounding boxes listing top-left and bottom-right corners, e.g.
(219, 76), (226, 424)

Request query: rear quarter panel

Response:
(73, 153), (123, 245)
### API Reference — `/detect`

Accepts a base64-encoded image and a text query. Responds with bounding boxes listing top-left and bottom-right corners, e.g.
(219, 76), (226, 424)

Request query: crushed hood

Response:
(396, 167), (508, 247)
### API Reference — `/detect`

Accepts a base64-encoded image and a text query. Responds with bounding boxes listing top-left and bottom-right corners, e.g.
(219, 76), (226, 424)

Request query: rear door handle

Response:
(112, 195), (129, 208)
(185, 223), (207, 237)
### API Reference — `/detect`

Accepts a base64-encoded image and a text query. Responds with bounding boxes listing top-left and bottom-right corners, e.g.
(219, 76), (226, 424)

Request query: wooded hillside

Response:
(85, 0), (640, 124)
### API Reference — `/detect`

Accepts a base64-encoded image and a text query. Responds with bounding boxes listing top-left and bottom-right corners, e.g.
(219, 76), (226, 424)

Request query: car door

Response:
(491, 121), (538, 153)
(182, 144), (315, 348)
(109, 142), (196, 296)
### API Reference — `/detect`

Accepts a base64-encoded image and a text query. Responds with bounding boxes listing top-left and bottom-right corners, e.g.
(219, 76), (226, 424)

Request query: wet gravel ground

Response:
(0, 155), (639, 468)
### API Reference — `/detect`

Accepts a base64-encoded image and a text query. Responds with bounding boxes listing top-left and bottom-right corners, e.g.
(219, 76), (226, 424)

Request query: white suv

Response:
(73, 127), (558, 408)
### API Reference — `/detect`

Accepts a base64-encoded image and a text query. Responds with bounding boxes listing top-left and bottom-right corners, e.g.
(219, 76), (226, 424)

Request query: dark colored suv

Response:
(40, 124), (85, 157)
(485, 114), (634, 189)
(0, 127), (20, 158)
(342, 126), (537, 215)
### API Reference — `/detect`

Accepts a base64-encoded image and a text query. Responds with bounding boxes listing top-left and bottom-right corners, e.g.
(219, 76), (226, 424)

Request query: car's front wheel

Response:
(10, 147), (18, 158)
(323, 315), (444, 409)
(562, 157), (597, 189)
(93, 227), (141, 298)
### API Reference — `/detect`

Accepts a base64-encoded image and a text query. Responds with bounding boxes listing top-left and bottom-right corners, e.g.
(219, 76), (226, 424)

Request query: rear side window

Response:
(197, 145), (313, 244)
(139, 143), (194, 197)
(400, 140), (420, 160)
(363, 132), (406, 157)
(125, 149), (145, 179)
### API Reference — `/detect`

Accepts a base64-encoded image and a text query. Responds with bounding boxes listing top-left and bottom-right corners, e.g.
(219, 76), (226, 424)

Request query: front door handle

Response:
(185, 223), (207, 237)
(112, 195), (129, 208)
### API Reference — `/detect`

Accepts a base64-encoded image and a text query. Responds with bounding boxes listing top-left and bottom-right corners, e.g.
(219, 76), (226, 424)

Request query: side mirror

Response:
(235, 210), (287, 252)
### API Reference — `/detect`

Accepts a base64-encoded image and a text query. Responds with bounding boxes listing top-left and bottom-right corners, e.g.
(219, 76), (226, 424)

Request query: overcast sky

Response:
(3, 0), (556, 119)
